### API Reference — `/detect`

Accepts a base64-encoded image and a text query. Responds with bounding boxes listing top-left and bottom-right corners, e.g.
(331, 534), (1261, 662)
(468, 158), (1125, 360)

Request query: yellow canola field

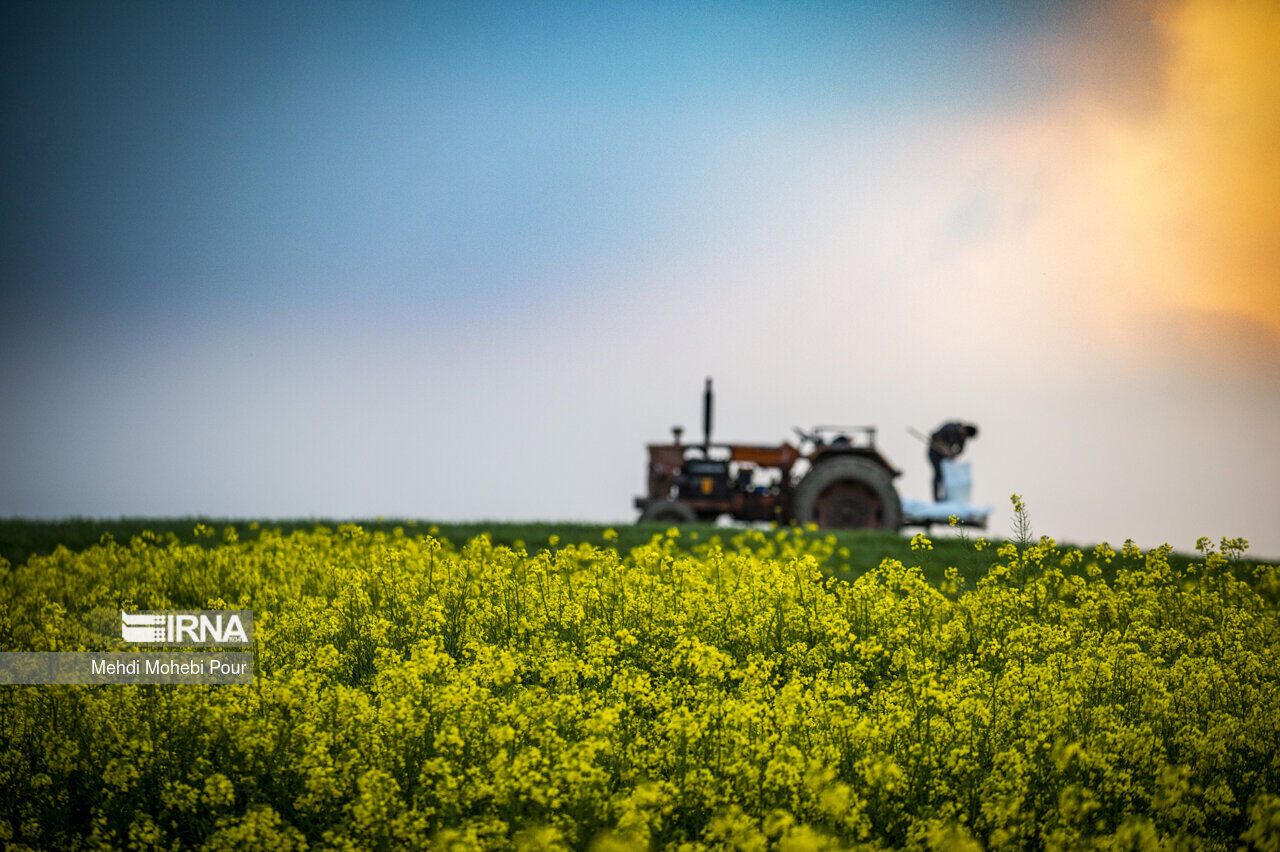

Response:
(2, 518), (1279, 851)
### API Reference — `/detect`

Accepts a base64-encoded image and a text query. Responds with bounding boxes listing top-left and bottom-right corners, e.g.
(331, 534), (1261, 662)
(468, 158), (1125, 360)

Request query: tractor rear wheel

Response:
(638, 499), (697, 524)
(793, 457), (902, 531)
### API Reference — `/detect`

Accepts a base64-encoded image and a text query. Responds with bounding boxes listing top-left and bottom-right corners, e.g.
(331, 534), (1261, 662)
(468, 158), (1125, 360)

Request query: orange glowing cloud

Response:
(1112, 0), (1280, 328)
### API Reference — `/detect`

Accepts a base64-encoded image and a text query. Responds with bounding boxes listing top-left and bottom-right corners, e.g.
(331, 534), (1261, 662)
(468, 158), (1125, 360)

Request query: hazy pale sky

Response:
(2, 1), (1278, 557)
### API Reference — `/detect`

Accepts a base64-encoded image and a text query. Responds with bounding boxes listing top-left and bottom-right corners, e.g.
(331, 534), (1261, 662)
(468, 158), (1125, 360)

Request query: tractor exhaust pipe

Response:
(702, 377), (713, 450)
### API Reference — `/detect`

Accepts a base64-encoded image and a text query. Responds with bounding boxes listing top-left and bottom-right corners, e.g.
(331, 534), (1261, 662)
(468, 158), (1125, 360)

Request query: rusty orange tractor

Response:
(634, 379), (904, 530)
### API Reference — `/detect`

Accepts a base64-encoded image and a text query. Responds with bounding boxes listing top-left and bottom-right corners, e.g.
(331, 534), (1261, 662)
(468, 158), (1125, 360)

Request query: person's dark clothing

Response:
(928, 421), (976, 501)
(929, 448), (947, 502)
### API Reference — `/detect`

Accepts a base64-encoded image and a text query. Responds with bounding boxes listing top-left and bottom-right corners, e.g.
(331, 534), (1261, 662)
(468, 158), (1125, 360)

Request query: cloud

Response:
(889, 0), (1280, 378)
(1090, 0), (1280, 330)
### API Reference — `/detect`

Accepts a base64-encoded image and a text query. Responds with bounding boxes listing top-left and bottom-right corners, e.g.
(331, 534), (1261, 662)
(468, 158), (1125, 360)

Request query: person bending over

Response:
(928, 421), (978, 501)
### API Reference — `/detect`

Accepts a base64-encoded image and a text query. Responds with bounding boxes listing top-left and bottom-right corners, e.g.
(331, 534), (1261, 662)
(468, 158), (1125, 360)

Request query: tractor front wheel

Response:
(638, 499), (697, 524)
(793, 457), (902, 531)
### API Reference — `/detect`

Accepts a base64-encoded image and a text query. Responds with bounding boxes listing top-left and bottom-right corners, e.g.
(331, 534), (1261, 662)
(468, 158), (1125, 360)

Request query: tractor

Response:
(634, 379), (906, 530)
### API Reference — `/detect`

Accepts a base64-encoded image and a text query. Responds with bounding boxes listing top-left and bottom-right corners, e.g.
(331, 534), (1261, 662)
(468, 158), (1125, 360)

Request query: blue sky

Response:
(3, 1), (1277, 557)
(4, 2), (1065, 318)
